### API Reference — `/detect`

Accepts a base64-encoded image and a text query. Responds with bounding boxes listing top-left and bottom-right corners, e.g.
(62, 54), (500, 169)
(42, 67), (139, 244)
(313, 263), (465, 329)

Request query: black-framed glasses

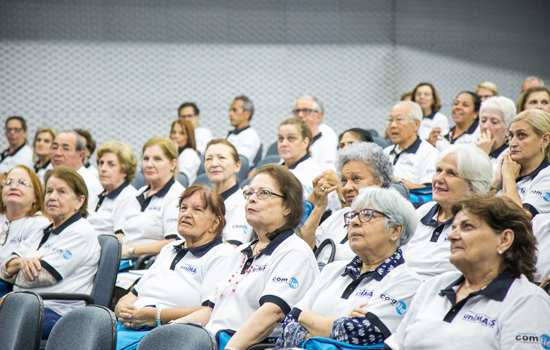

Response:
(344, 208), (389, 226)
(242, 187), (285, 201)
(292, 108), (318, 116)
(2, 178), (32, 188)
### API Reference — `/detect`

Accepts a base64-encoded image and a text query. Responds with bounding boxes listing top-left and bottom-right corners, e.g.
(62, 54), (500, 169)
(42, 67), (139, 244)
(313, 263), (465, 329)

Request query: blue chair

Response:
(238, 155), (250, 183)
(257, 155), (280, 168)
(265, 141), (278, 157)
(138, 323), (214, 350)
(251, 143), (264, 169)
(132, 170), (146, 189)
(0, 291), (43, 350)
(193, 173), (211, 186)
(176, 172), (189, 187)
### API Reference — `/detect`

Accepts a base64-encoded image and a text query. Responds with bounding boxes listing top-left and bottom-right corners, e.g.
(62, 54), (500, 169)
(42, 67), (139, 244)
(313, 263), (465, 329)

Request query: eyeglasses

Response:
(5, 127), (23, 133)
(2, 178), (33, 188)
(242, 187), (285, 201)
(292, 108), (318, 116)
(344, 208), (389, 226)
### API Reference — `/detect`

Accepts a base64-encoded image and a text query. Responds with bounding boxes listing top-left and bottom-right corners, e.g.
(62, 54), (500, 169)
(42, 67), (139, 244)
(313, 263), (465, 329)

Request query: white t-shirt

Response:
(77, 166), (103, 211)
(123, 178), (185, 245)
(309, 125), (338, 171)
(226, 126), (261, 167)
(402, 202), (456, 279)
(418, 112), (449, 140)
(515, 160), (550, 216)
(314, 207), (355, 263)
(177, 147), (201, 184)
(0, 214), (50, 266)
(385, 270), (550, 350)
(34, 160), (53, 184)
(220, 184), (253, 244)
(0, 144), (33, 174)
(384, 137), (439, 185)
(532, 213), (550, 282)
(295, 250), (421, 337)
(205, 229), (319, 335)
(88, 181), (141, 236)
(283, 154), (324, 199)
(12, 213), (100, 316)
(436, 119), (481, 151)
(195, 126), (214, 155)
(132, 238), (235, 309)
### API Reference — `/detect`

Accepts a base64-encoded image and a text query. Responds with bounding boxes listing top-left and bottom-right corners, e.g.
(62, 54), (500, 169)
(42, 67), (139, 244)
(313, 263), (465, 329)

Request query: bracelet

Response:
(156, 307), (162, 327)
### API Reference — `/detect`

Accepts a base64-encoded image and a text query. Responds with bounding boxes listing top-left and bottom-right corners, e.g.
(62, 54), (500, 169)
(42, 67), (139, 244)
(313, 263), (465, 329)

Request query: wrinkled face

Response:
(44, 176), (84, 226)
(449, 210), (504, 270)
(98, 152), (127, 192)
(170, 123), (188, 148)
(477, 87), (495, 102)
(525, 91), (550, 113)
(177, 191), (218, 242)
(387, 104), (418, 146)
(277, 124), (309, 165)
(293, 98), (321, 133)
(205, 143), (240, 184)
(347, 206), (396, 256)
(34, 131), (54, 157)
(2, 167), (36, 213)
(508, 120), (549, 165)
(229, 99), (250, 129)
(340, 161), (381, 206)
(414, 85), (434, 112)
(479, 109), (507, 148)
(338, 131), (362, 150)
(142, 145), (175, 185)
(452, 93), (477, 125)
(244, 173), (288, 230)
(179, 106), (199, 128)
(51, 133), (84, 169)
(432, 153), (471, 207)
(5, 119), (26, 148)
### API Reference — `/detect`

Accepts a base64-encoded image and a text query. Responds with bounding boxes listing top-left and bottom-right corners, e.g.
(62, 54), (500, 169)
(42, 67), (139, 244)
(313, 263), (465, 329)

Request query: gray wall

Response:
(1, 0), (549, 155)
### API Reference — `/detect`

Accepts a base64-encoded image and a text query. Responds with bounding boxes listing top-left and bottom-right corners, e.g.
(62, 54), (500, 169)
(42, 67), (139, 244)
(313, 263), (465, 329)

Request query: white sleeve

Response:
(294, 263), (339, 311)
(238, 132), (261, 165)
(112, 193), (141, 233)
(522, 175), (550, 215)
(162, 194), (181, 239)
(419, 148), (439, 184)
(200, 247), (236, 304)
(178, 149), (201, 183)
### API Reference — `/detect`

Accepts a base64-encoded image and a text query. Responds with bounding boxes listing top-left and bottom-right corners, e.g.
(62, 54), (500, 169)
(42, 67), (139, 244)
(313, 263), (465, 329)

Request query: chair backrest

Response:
(138, 323), (215, 350)
(265, 141), (278, 157)
(238, 155), (250, 182)
(193, 173), (212, 186)
(176, 172), (189, 187)
(91, 235), (121, 308)
(197, 156), (206, 176)
(0, 291), (43, 350)
(315, 238), (336, 271)
(132, 169), (146, 189)
(257, 154), (281, 168)
(45, 305), (116, 350)
(252, 143), (263, 168)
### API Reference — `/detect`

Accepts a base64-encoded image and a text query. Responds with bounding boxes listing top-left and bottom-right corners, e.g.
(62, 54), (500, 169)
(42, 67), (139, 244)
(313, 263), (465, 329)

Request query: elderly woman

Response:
(0, 166), (100, 338)
(172, 165), (319, 350)
(205, 139), (252, 244)
(338, 128), (373, 150)
(277, 187), (421, 348)
(385, 195), (550, 349)
(300, 142), (394, 262)
(475, 81), (498, 102)
(410, 82), (449, 144)
(32, 128), (56, 182)
(402, 145), (492, 278)
(475, 96), (516, 166)
(517, 86), (550, 113)
(278, 117), (324, 198)
(114, 185), (235, 350)
(121, 137), (185, 258)
(88, 141), (140, 236)
(496, 109), (550, 216)
(169, 119), (201, 184)
(0, 165), (50, 294)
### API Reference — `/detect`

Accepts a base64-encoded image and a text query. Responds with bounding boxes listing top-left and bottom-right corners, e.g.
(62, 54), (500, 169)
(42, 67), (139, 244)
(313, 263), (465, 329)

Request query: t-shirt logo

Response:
(543, 192), (550, 202)
(395, 300), (407, 316)
(62, 249), (73, 260)
(289, 277), (299, 289)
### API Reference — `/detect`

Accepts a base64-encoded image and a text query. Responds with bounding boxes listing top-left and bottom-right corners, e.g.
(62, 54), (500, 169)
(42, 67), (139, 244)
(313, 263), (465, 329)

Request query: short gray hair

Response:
(480, 96), (516, 127)
(234, 95), (254, 119)
(439, 145), (492, 194)
(351, 187), (417, 246)
(337, 142), (393, 188)
(394, 101), (422, 122)
(295, 95), (325, 114)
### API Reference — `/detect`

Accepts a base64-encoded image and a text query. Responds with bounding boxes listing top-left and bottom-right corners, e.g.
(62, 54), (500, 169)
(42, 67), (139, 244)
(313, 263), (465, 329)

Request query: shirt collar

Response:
(34, 159), (51, 172)
(1, 143), (27, 160)
(341, 249), (405, 281)
(516, 159), (550, 182)
(439, 270), (516, 303)
(285, 153), (310, 170)
(44, 212), (82, 236)
(310, 132), (322, 146)
(489, 142), (508, 159)
(220, 182), (240, 201)
(424, 111), (437, 120)
(391, 136), (422, 156)
(105, 180), (130, 200)
(448, 118), (479, 143)
(173, 236), (223, 258)
(241, 228), (294, 257)
(420, 203), (453, 227)
(227, 125), (250, 136)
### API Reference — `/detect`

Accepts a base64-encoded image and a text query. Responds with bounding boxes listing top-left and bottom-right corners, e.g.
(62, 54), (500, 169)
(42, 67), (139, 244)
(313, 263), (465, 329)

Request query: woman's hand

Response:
(20, 257), (42, 281)
(119, 305), (156, 329)
(501, 154), (521, 182)
(476, 129), (494, 154)
(349, 304), (368, 318)
(310, 171), (338, 208)
(427, 127), (442, 147)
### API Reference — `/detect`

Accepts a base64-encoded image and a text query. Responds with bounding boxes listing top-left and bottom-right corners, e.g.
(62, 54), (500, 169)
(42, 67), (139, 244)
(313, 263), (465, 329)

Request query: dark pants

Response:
(42, 308), (62, 339)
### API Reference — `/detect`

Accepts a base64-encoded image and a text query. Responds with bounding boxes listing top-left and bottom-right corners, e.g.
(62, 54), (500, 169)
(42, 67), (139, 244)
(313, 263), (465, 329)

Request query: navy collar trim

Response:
(447, 118), (479, 143)
(106, 180), (130, 200)
(420, 203), (453, 227)
(516, 160), (550, 182)
(0, 142), (27, 162)
(285, 153), (310, 170)
(221, 183), (240, 201)
(173, 236), (223, 258)
(310, 132), (322, 146)
(136, 177), (175, 211)
(227, 125), (250, 136)
(34, 159), (51, 172)
(424, 111), (437, 120)
(45, 212), (82, 236)
(341, 249), (405, 281)
(242, 228), (294, 257)
(391, 136), (422, 155)
(439, 270), (515, 303)
(489, 142), (508, 159)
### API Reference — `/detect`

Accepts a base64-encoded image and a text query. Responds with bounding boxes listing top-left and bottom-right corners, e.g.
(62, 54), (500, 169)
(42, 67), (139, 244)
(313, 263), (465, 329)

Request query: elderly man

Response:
(51, 130), (102, 209)
(178, 101), (213, 155)
(0, 116), (33, 173)
(226, 95), (261, 167)
(292, 95), (338, 170)
(384, 101), (439, 190)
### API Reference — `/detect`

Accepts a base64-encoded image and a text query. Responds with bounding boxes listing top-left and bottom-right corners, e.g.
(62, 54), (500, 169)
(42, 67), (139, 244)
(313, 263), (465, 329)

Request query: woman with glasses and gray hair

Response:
(277, 187), (421, 348)
(300, 142), (394, 262)
(402, 144), (492, 279)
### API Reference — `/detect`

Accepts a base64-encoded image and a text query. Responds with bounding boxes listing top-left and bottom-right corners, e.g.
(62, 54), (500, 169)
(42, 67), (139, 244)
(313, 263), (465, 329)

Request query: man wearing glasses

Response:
(0, 116), (33, 174)
(292, 96), (338, 170)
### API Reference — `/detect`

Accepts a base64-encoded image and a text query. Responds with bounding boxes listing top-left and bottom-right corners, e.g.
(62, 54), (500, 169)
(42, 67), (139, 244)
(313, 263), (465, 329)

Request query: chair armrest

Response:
(40, 293), (94, 305)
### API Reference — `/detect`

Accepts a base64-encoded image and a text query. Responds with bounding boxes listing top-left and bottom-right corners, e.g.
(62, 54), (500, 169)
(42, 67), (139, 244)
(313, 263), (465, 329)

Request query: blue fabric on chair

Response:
(301, 337), (384, 350)
(137, 323), (215, 350)
(408, 185), (433, 209)
(116, 322), (154, 350)
(119, 259), (135, 272)
(42, 308), (62, 339)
